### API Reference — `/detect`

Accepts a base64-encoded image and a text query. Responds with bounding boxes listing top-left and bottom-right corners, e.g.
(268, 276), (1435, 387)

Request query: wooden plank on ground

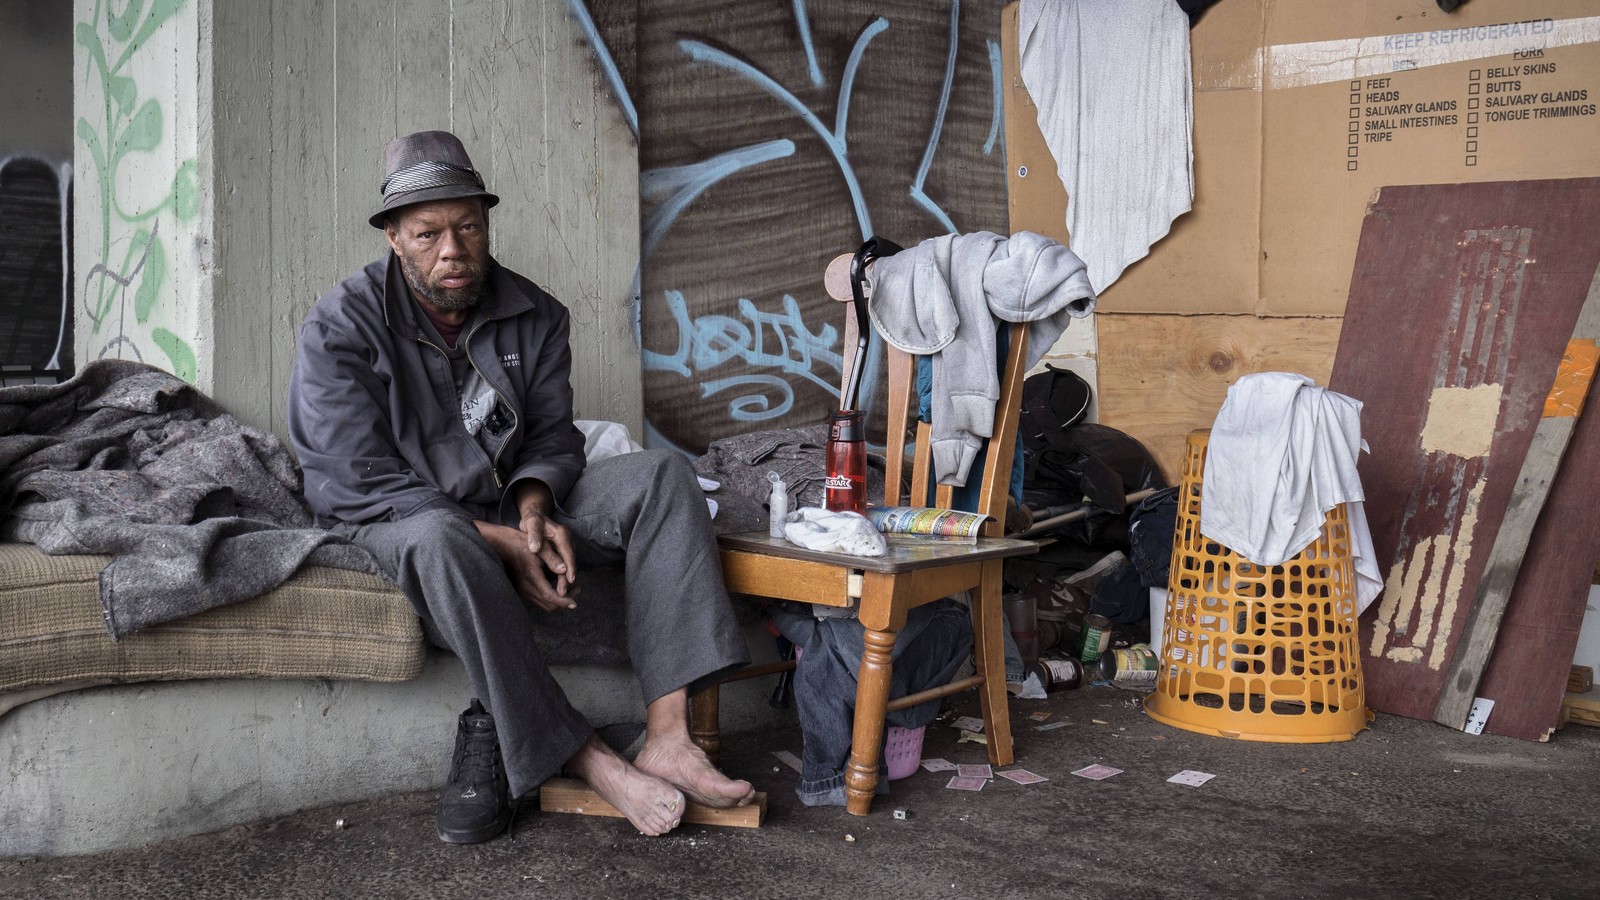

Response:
(1096, 313), (1342, 482)
(1434, 266), (1600, 730)
(1329, 178), (1600, 740)
(1571, 666), (1595, 695)
(1561, 693), (1600, 729)
(538, 778), (766, 829)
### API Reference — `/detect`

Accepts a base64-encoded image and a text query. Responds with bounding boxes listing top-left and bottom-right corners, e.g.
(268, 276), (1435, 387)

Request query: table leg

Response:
(689, 684), (721, 766)
(844, 626), (898, 815)
(975, 560), (1014, 766)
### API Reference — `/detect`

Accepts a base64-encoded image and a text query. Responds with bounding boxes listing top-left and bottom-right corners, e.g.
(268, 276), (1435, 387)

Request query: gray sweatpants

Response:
(349, 450), (749, 798)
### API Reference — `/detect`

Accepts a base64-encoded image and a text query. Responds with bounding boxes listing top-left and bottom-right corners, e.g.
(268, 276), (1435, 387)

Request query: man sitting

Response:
(289, 130), (754, 842)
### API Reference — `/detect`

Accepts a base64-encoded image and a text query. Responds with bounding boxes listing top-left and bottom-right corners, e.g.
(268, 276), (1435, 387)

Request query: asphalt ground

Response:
(4, 683), (1597, 899)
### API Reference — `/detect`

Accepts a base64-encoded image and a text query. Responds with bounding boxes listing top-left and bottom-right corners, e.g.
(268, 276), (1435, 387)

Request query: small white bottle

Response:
(767, 471), (788, 539)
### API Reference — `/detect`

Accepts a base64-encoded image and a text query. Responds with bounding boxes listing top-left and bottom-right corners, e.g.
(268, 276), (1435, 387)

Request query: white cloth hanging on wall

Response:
(1018, 0), (1194, 295)
(1200, 373), (1383, 614)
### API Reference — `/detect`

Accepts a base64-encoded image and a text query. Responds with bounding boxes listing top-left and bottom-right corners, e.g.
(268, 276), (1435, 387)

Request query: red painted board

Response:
(1328, 178), (1600, 736)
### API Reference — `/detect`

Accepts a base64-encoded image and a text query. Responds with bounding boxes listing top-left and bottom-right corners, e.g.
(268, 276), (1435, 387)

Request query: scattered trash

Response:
(1071, 764), (1123, 781)
(920, 757), (958, 772)
(1151, 735), (1167, 741)
(998, 769), (1049, 785)
(1091, 719), (1110, 725)
(771, 750), (803, 773)
(334, 818), (349, 830)
(1028, 711), (1053, 722)
(1464, 697), (1495, 736)
(1034, 721), (1070, 732)
(958, 729), (988, 746)
(845, 833), (857, 842)
(1167, 770), (1216, 787)
(893, 809), (909, 820)
(957, 764), (993, 779)
(772, 767), (781, 773)
(951, 715), (986, 732)
(946, 775), (987, 791)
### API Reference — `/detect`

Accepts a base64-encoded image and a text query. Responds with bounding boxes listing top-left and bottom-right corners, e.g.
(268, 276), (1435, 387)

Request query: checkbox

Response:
(1466, 155), (1477, 166)
(1348, 146), (1359, 157)
(1347, 160), (1359, 171)
(1467, 126), (1478, 137)
(1466, 140), (1478, 152)
(1468, 112), (1479, 123)
(1349, 121), (1359, 133)
(1350, 93), (1361, 104)
(1349, 133), (1359, 144)
(1351, 80), (1361, 90)
(1468, 97), (1480, 109)
(1350, 107), (1359, 118)
(1469, 83), (1480, 94)
(1470, 69), (1481, 79)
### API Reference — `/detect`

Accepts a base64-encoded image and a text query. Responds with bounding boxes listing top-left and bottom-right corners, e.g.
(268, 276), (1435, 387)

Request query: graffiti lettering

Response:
(642, 291), (842, 421)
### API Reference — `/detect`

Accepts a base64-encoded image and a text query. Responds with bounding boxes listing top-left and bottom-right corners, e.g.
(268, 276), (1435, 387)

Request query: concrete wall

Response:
(71, 0), (642, 439)
(72, 0), (209, 385)
(0, 0), (74, 165)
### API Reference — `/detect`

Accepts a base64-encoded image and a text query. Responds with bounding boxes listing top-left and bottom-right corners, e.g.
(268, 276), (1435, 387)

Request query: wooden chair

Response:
(691, 257), (1039, 816)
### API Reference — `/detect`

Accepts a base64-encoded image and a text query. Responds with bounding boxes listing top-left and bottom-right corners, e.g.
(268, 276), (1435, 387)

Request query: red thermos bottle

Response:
(824, 410), (867, 515)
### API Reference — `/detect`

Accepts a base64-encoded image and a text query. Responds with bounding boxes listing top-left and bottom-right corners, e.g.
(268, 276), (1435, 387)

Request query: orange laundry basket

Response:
(1144, 431), (1370, 743)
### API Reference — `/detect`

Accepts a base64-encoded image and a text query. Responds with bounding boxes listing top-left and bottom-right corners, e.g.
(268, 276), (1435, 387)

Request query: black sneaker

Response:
(436, 699), (512, 844)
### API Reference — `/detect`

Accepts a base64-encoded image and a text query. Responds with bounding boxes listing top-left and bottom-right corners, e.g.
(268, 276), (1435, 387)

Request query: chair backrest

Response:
(830, 258), (1029, 539)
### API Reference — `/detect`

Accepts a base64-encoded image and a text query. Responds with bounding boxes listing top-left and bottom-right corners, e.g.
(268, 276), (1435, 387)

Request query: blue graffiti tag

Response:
(568, 0), (638, 140)
(909, 0), (960, 232)
(984, 38), (1003, 155)
(642, 290), (843, 421)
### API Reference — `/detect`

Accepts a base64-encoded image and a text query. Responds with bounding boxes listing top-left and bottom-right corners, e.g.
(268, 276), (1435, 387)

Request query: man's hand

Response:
(471, 478), (580, 612)
(517, 506), (579, 603)
(476, 518), (578, 612)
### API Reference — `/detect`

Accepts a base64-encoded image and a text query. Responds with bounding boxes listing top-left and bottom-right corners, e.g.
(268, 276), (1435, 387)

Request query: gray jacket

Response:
(868, 231), (1094, 487)
(289, 252), (586, 527)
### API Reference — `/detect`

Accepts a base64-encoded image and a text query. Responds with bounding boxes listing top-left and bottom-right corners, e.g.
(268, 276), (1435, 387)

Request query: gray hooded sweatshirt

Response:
(867, 231), (1094, 487)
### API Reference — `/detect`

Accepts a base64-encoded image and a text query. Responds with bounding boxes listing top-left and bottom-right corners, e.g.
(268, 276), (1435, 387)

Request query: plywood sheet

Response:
(1096, 313), (1342, 482)
(1330, 178), (1600, 738)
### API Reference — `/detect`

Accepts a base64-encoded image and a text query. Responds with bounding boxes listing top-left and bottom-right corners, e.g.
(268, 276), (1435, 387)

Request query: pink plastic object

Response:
(793, 646), (926, 780)
(884, 725), (926, 781)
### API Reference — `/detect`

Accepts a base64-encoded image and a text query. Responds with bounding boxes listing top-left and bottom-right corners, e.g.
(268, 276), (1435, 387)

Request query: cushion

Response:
(0, 543), (424, 706)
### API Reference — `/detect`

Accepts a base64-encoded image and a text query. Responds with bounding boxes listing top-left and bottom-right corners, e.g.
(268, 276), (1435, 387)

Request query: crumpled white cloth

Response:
(782, 508), (887, 557)
(1200, 373), (1382, 613)
(574, 419), (645, 462)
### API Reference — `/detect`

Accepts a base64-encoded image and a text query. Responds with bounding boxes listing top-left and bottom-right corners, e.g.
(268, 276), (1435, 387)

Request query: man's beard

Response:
(400, 252), (485, 312)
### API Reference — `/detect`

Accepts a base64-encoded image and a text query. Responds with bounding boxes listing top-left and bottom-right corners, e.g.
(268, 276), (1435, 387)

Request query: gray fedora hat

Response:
(369, 130), (500, 228)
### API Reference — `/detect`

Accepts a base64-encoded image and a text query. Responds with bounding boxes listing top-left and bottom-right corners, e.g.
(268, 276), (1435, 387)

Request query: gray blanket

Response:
(0, 360), (381, 639)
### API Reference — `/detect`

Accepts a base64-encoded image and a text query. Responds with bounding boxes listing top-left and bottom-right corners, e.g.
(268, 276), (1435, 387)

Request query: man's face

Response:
(385, 198), (490, 312)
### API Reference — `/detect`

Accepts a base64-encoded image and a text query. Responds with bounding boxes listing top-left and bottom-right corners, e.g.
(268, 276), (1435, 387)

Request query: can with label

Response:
(1076, 613), (1113, 663)
(1095, 644), (1158, 690)
(1029, 657), (1084, 692)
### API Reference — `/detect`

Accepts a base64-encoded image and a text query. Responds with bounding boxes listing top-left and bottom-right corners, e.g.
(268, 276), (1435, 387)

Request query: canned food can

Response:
(1096, 644), (1158, 690)
(1077, 613), (1113, 663)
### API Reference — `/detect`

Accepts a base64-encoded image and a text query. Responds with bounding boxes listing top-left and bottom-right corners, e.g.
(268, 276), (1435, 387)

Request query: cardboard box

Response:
(1015, 0), (1600, 316)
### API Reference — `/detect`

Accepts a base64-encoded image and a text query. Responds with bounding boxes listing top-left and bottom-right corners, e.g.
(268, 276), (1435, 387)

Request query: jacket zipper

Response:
(417, 328), (508, 491)
(461, 318), (518, 489)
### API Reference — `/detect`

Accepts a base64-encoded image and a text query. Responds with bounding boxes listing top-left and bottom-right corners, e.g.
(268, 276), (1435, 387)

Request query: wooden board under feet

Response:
(538, 778), (766, 829)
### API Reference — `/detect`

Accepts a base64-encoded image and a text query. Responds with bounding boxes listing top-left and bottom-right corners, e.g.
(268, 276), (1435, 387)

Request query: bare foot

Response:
(567, 736), (685, 836)
(634, 735), (756, 809)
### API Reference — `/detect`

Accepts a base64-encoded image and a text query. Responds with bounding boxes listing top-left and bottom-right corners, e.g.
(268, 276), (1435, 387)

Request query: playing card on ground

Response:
(945, 775), (987, 791)
(1071, 764), (1123, 780)
(950, 716), (985, 732)
(998, 768), (1049, 785)
(1167, 770), (1216, 787)
(956, 764), (993, 779)
(919, 757), (958, 772)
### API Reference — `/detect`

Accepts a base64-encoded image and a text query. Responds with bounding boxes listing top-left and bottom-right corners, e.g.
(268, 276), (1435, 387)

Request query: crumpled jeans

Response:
(769, 596), (973, 807)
